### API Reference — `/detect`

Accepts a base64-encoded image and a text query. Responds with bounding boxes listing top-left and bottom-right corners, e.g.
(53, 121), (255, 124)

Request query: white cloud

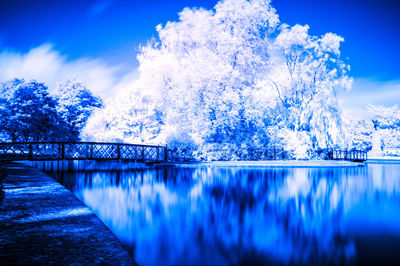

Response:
(339, 78), (400, 120)
(0, 44), (138, 99)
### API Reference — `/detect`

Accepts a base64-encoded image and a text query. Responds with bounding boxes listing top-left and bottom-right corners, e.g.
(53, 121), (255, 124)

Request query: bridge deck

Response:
(0, 142), (167, 162)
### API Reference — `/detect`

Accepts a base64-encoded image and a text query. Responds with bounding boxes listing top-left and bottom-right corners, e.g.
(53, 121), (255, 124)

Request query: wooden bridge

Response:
(0, 142), (167, 162)
(0, 142), (368, 163)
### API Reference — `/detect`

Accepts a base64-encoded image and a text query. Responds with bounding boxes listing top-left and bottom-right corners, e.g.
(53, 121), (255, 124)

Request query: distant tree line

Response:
(0, 78), (102, 142)
(343, 104), (400, 154)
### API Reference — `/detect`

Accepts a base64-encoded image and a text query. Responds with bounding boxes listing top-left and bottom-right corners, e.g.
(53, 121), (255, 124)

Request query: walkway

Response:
(0, 162), (135, 265)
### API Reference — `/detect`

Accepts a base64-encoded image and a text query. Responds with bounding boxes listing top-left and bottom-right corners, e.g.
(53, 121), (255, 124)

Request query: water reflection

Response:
(33, 162), (400, 265)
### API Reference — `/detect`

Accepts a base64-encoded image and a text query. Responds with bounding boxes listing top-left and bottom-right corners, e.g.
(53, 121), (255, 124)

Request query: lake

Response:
(30, 161), (400, 265)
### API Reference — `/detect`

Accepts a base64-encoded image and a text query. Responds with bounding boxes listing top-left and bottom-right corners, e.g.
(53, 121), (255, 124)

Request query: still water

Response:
(31, 161), (400, 265)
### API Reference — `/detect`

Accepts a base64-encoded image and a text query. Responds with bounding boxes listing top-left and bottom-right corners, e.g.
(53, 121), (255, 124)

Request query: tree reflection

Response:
(42, 163), (400, 266)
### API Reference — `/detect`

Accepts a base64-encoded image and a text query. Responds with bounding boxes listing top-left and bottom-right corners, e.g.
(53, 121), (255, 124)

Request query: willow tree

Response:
(267, 24), (352, 157)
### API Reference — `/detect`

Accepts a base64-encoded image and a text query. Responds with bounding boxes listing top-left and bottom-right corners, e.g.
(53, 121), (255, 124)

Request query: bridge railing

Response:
(0, 142), (167, 162)
(328, 149), (368, 162)
(166, 147), (288, 162)
(166, 147), (368, 162)
(0, 142), (367, 162)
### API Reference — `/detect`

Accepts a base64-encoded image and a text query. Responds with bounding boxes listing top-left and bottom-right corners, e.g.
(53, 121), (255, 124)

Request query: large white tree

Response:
(84, 0), (352, 160)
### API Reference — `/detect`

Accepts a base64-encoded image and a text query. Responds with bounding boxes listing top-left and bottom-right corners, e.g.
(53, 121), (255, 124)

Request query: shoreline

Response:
(17, 159), (366, 170)
(367, 157), (400, 164)
(162, 160), (365, 168)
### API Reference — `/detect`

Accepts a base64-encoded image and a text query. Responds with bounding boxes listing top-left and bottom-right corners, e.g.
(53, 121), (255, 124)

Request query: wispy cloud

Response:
(88, 0), (114, 17)
(340, 78), (400, 119)
(0, 44), (138, 99)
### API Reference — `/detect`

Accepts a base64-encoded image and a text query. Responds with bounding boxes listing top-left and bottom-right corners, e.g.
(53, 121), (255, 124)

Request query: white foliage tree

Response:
(84, 0), (352, 160)
(54, 79), (103, 140)
(368, 104), (400, 130)
(367, 104), (400, 154)
(82, 84), (162, 143)
(342, 118), (373, 151)
(269, 24), (352, 157)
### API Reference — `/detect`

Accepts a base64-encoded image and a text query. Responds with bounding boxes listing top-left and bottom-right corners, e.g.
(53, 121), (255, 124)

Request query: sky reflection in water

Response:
(40, 162), (400, 265)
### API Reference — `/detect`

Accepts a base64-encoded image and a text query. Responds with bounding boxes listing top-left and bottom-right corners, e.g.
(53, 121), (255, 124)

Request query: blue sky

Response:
(0, 0), (399, 117)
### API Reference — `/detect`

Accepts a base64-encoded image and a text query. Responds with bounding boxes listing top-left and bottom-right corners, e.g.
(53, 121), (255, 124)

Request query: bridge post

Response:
(164, 145), (168, 162)
(117, 144), (121, 160)
(89, 144), (93, 159)
(61, 143), (65, 160)
(141, 146), (145, 160)
(29, 143), (33, 160)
